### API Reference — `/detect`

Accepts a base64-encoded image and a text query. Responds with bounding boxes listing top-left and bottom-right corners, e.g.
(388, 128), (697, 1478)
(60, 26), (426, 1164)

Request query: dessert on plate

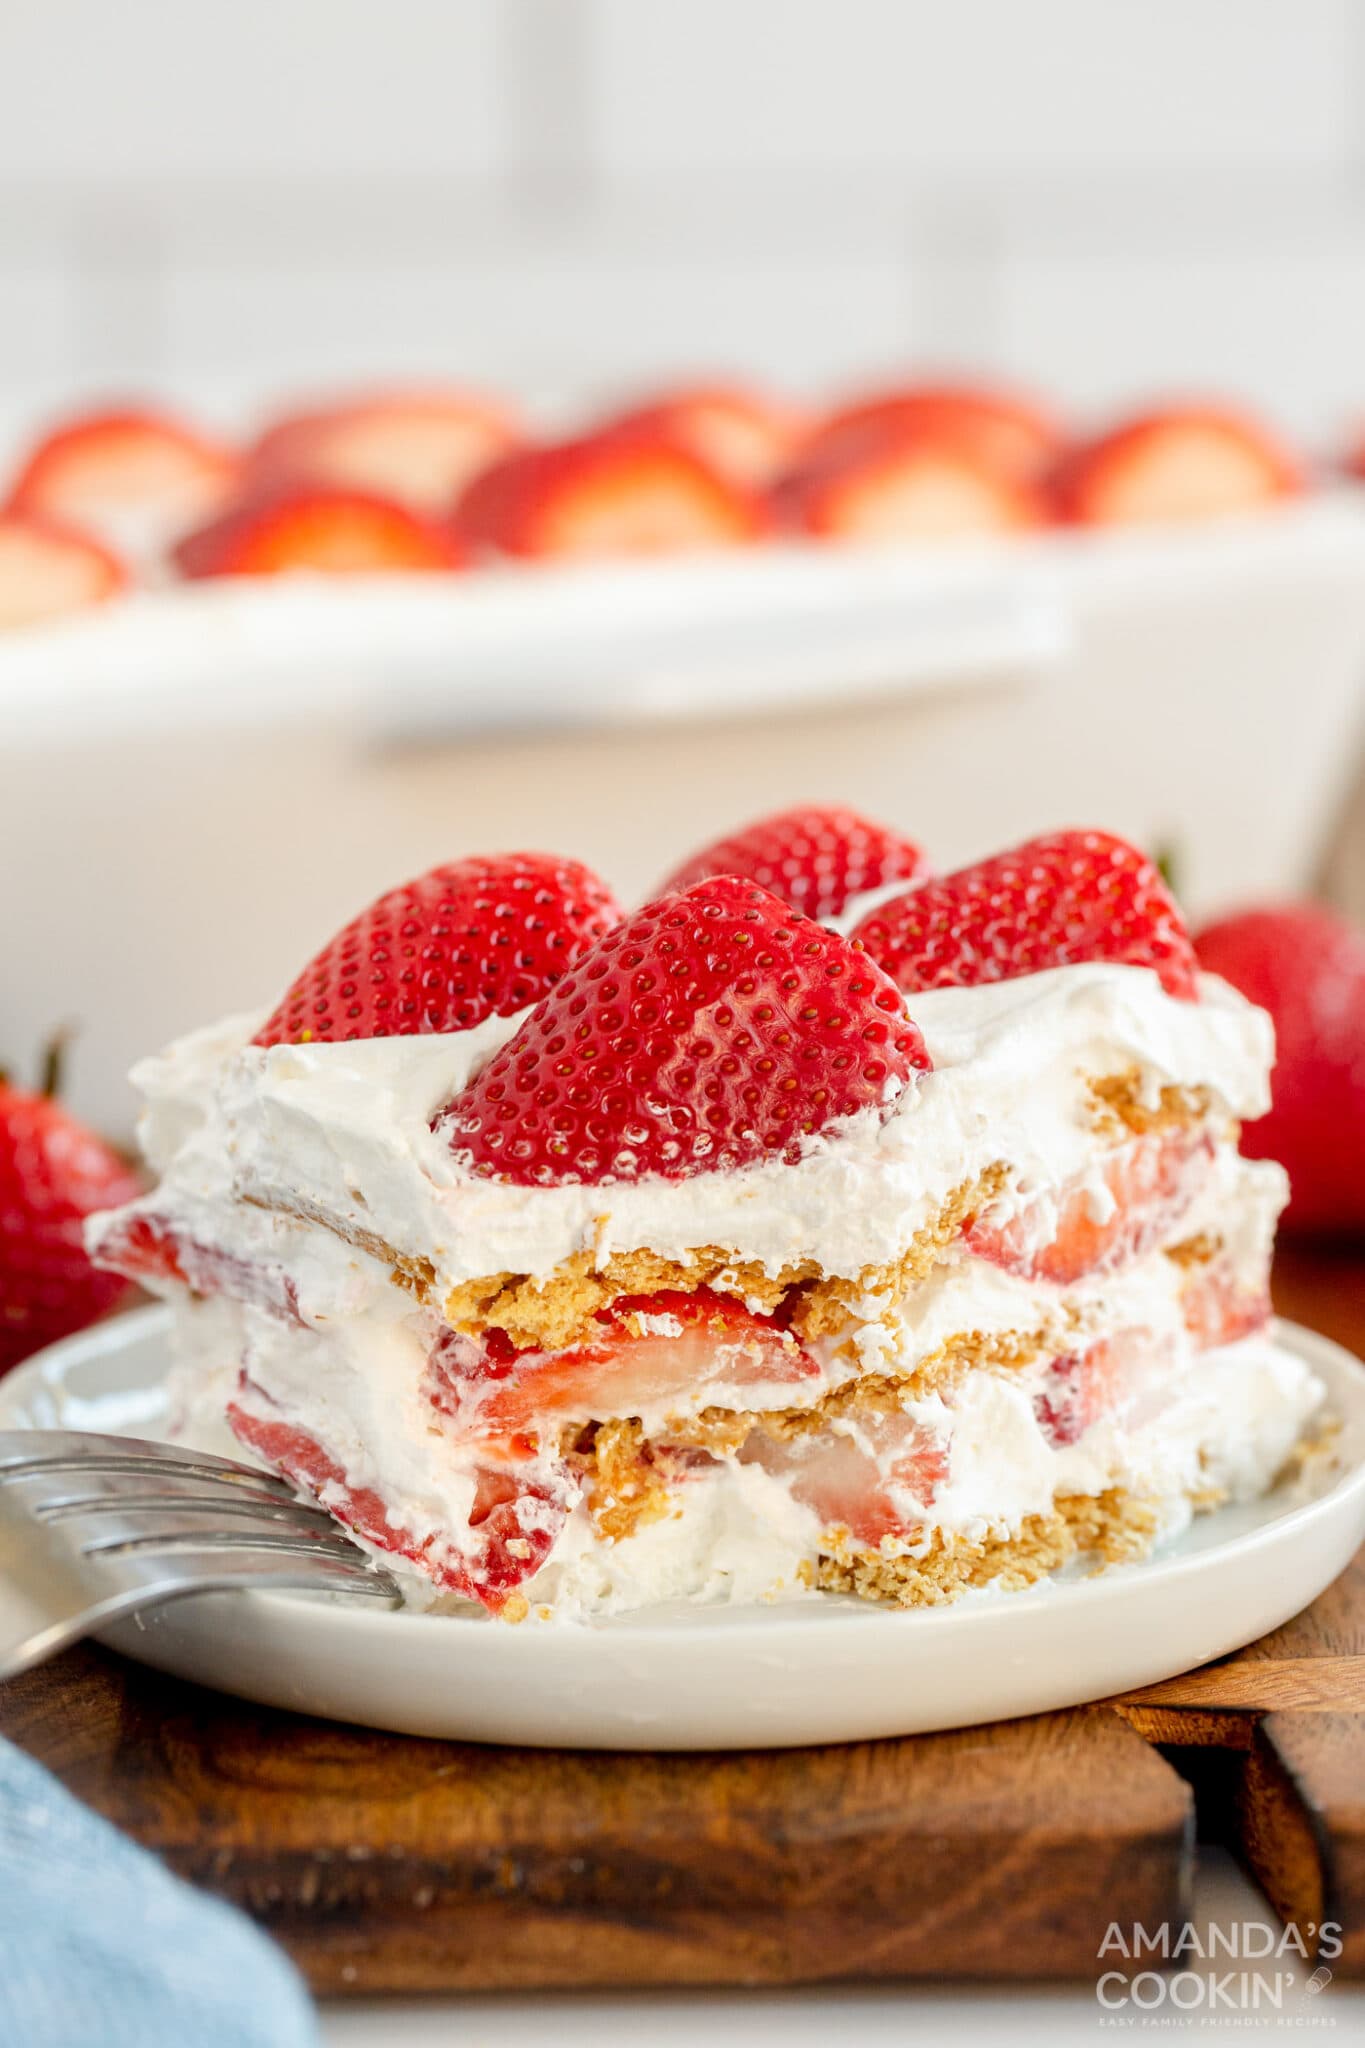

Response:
(88, 814), (1323, 1622)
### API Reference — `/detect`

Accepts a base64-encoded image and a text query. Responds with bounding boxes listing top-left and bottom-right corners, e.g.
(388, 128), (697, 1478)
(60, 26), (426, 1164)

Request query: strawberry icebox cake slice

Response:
(87, 813), (1323, 1622)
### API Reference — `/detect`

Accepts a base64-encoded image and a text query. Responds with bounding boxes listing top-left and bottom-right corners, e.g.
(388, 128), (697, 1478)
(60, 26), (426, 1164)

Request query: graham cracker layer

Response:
(442, 1166), (1009, 1353)
(1087, 1069), (1218, 1140)
(814, 1486), (1167, 1608)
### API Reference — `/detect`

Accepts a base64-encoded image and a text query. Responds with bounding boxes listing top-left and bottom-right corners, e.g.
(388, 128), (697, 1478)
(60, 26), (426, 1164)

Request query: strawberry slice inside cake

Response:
(88, 818), (1324, 1621)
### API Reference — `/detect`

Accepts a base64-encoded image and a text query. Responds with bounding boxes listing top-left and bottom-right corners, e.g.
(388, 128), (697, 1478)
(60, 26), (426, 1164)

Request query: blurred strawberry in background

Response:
(243, 388), (522, 513)
(4, 404), (239, 558)
(452, 427), (768, 560)
(802, 379), (1064, 481)
(1195, 903), (1365, 1235)
(172, 486), (468, 578)
(0, 512), (128, 629)
(1050, 405), (1304, 527)
(0, 1051), (142, 1374)
(592, 383), (806, 486)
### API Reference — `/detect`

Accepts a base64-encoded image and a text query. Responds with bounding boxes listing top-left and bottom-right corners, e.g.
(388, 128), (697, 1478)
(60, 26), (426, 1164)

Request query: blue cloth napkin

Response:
(0, 1736), (319, 2048)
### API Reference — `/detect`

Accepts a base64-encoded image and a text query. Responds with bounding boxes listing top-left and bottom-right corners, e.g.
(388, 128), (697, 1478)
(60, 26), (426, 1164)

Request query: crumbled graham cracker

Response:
(1087, 1068), (1215, 1139)
(442, 1168), (1008, 1353)
(567, 1418), (676, 1543)
(1164, 1232), (1223, 1269)
(815, 1486), (1167, 1607)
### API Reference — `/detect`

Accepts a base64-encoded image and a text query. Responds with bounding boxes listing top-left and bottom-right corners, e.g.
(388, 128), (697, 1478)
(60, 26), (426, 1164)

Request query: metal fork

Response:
(0, 1429), (402, 1680)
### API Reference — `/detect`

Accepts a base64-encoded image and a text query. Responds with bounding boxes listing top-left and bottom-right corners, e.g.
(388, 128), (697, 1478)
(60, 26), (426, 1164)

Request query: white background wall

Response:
(0, 0), (1361, 445)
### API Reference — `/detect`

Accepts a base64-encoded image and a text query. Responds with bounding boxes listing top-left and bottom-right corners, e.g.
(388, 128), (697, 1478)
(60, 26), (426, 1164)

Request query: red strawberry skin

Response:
(5, 405), (238, 522)
(659, 804), (931, 925)
(254, 853), (622, 1047)
(244, 389), (522, 512)
(226, 1389), (566, 1611)
(0, 1085), (142, 1373)
(852, 829), (1198, 1001)
(1049, 406), (1303, 527)
(769, 423), (1047, 542)
(172, 486), (467, 578)
(592, 384), (804, 485)
(451, 429), (768, 560)
(806, 381), (1064, 478)
(1194, 904), (1365, 1233)
(439, 876), (930, 1186)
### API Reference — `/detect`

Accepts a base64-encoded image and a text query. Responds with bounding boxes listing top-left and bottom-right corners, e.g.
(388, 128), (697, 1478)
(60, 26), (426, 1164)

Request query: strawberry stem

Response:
(39, 1027), (73, 1100)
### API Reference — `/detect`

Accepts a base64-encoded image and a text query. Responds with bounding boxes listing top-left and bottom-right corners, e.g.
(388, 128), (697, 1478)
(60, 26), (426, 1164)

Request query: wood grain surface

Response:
(0, 1241), (1359, 1991)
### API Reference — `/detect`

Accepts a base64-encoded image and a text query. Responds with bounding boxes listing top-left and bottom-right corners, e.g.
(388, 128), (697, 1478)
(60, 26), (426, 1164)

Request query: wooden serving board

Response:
(0, 1245), (1361, 1994)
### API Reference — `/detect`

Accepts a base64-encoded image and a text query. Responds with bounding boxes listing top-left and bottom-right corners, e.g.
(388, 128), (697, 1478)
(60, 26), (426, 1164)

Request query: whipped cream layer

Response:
(171, 1294), (1322, 1619)
(118, 963), (1274, 1296)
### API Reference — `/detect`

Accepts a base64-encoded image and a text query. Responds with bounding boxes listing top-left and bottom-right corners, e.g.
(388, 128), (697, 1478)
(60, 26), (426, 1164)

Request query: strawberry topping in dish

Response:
(451, 429), (768, 560)
(171, 485), (467, 578)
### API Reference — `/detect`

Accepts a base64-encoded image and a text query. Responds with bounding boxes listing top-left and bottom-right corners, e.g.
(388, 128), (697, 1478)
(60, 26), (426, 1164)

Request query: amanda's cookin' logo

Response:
(1095, 1920), (1343, 2017)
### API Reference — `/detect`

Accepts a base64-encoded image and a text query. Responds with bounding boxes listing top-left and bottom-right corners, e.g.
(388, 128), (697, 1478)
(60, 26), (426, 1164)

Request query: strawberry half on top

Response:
(172, 485), (467, 579)
(245, 389), (522, 514)
(592, 383), (805, 486)
(1050, 406), (1303, 527)
(770, 423), (1047, 543)
(451, 429), (768, 561)
(439, 875), (930, 1185)
(659, 804), (931, 926)
(0, 513), (127, 629)
(254, 853), (623, 1047)
(851, 829), (1199, 1001)
(5, 405), (238, 544)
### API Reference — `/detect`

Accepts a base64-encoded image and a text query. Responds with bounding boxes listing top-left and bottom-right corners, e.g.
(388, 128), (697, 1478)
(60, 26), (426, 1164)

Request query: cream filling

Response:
(105, 963), (1273, 1303)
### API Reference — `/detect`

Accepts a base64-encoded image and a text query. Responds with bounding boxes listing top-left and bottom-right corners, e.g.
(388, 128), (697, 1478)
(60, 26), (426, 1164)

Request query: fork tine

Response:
(0, 1430), (298, 1498)
(33, 1489), (346, 1534)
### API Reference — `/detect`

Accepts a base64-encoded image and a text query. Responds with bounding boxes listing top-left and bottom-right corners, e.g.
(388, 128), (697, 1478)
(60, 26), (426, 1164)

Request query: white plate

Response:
(2, 1308), (1362, 1751)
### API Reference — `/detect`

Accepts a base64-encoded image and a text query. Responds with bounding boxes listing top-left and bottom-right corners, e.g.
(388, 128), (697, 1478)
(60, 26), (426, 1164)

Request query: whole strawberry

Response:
(440, 875), (931, 1184)
(254, 853), (622, 1046)
(1195, 903), (1365, 1233)
(852, 828), (1198, 1001)
(658, 803), (931, 925)
(0, 1081), (141, 1374)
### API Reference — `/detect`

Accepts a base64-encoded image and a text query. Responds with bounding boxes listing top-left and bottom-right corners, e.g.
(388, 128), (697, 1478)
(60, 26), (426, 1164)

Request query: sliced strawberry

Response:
(245, 389), (521, 513)
(807, 381), (1064, 479)
(770, 423), (1047, 542)
(741, 1404), (948, 1547)
(658, 803), (931, 925)
(171, 485), (466, 578)
(1050, 406), (1303, 527)
(593, 384), (804, 485)
(1179, 1256), (1272, 1350)
(451, 429), (768, 561)
(5, 406), (238, 534)
(965, 1130), (1215, 1286)
(439, 875), (930, 1186)
(254, 852), (621, 1047)
(1031, 1330), (1169, 1447)
(427, 1288), (821, 1437)
(0, 513), (127, 629)
(851, 828), (1199, 1001)
(90, 1209), (303, 1324)
(227, 1387), (566, 1611)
